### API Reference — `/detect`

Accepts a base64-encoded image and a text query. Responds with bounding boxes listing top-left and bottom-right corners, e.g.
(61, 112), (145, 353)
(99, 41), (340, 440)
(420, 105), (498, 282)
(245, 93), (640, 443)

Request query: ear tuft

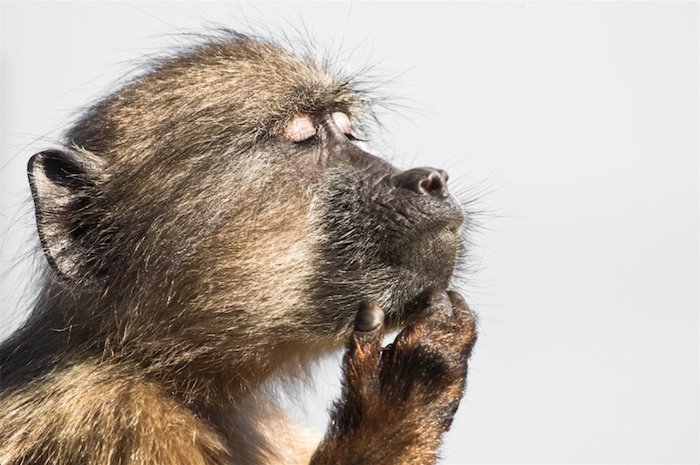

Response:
(28, 149), (104, 282)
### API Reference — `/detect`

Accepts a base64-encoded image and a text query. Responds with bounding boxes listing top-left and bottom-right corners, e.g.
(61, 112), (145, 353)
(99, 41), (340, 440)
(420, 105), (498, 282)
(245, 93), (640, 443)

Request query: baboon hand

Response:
(311, 289), (477, 465)
(348, 289), (477, 431)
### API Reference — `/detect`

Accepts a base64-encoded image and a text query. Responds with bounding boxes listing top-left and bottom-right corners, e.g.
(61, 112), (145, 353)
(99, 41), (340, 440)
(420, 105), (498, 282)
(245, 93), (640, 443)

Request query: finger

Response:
(425, 289), (453, 317)
(446, 291), (477, 355)
(347, 301), (385, 361)
(446, 290), (470, 322)
(344, 301), (385, 390)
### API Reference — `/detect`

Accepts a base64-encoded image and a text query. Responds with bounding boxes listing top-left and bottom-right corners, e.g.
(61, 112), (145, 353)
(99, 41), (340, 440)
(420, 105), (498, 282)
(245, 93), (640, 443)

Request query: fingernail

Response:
(354, 301), (385, 333)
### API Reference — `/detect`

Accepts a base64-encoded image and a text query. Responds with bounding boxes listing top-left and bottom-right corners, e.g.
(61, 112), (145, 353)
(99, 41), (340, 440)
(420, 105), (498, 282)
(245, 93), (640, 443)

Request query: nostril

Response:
(419, 173), (446, 196)
(391, 167), (450, 199)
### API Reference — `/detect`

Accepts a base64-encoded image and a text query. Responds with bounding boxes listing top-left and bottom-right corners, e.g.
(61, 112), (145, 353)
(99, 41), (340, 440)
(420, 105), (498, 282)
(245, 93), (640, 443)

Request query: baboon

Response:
(0, 32), (477, 465)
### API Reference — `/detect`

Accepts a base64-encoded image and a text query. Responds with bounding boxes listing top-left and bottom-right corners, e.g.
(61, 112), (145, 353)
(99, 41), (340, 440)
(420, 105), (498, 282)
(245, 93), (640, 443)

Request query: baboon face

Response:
(28, 36), (465, 357)
(288, 112), (465, 332)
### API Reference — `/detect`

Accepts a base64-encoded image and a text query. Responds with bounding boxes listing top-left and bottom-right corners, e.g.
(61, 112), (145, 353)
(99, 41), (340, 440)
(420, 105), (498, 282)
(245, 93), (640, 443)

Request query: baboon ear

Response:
(28, 149), (105, 282)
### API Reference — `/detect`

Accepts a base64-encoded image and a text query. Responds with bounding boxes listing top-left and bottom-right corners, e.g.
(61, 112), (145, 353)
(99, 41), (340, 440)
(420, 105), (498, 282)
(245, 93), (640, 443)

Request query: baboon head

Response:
(26, 33), (466, 398)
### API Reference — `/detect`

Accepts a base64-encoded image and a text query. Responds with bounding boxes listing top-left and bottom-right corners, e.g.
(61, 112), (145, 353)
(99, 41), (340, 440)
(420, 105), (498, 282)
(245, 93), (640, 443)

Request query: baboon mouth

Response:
(381, 194), (465, 236)
(384, 207), (464, 257)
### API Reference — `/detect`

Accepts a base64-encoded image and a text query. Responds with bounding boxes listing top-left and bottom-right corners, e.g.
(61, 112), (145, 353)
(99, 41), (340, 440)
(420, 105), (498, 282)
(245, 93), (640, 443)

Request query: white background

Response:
(1, 2), (698, 464)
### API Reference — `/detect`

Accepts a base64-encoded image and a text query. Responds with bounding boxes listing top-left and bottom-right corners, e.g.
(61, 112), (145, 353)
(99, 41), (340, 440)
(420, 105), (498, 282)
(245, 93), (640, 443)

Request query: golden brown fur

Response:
(0, 31), (477, 464)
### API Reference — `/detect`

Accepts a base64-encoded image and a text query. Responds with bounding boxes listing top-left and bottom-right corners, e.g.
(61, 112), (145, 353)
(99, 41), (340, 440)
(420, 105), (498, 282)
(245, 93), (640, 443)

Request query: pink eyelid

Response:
(283, 112), (353, 143)
(284, 114), (316, 143)
(331, 112), (352, 134)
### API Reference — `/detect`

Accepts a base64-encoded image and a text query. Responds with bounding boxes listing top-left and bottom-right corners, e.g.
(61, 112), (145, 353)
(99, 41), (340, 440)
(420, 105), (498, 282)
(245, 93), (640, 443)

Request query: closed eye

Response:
(331, 112), (352, 136)
(284, 114), (317, 143)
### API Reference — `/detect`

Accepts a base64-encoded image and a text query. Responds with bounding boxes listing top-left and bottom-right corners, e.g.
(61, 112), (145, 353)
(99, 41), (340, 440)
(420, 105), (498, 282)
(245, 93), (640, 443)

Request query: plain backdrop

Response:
(0, 2), (698, 464)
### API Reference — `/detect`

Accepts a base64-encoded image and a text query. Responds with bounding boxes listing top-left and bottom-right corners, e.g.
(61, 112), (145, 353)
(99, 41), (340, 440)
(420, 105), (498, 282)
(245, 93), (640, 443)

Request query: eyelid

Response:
(284, 114), (316, 143)
(331, 112), (352, 135)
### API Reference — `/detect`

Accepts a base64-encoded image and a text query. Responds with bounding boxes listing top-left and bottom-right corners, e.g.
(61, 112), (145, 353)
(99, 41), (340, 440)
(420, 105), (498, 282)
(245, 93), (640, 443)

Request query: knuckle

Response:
(393, 340), (465, 381)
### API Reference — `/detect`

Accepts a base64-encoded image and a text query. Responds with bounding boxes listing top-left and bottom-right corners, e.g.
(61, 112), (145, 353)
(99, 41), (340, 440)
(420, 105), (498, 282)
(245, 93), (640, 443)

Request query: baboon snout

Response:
(390, 167), (450, 199)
